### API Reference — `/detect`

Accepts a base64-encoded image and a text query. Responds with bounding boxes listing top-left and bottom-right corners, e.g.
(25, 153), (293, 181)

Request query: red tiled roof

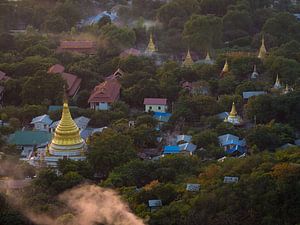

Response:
(62, 73), (82, 97)
(144, 98), (167, 105)
(48, 64), (65, 74)
(88, 79), (121, 103)
(105, 68), (125, 81)
(60, 41), (96, 49)
(48, 65), (81, 96)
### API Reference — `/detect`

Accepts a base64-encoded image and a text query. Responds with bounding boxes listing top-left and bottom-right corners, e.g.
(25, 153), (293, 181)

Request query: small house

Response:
(88, 79), (121, 110)
(31, 114), (53, 132)
(148, 200), (162, 212)
(186, 183), (200, 192)
(144, 98), (167, 113)
(178, 143), (197, 155)
(218, 134), (246, 155)
(223, 176), (239, 184)
(176, 135), (192, 144)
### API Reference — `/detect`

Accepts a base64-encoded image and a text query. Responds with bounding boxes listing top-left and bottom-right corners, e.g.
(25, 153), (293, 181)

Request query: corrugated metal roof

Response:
(9, 131), (51, 146)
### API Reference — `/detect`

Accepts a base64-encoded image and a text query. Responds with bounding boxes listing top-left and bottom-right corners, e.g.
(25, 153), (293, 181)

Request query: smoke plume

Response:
(58, 185), (145, 225)
(8, 184), (145, 225)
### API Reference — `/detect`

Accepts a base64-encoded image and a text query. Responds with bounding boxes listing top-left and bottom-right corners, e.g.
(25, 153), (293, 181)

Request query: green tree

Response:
(183, 15), (223, 51)
(21, 71), (65, 105)
(88, 129), (137, 177)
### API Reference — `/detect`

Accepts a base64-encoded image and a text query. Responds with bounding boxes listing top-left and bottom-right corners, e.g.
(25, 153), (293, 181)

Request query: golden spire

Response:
(220, 59), (229, 76)
(205, 52), (211, 61)
(50, 97), (83, 146)
(258, 36), (267, 59)
(183, 49), (194, 67)
(229, 102), (238, 117)
(146, 33), (156, 53)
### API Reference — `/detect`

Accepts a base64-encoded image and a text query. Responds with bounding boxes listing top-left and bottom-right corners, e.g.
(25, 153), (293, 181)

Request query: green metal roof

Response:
(48, 105), (78, 112)
(8, 130), (52, 146)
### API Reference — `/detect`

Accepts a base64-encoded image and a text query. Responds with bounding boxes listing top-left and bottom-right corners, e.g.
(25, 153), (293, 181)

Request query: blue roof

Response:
(153, 112), (172, 122)
(218, 134), (239, 146)
(243, 91), (266, 99)
(225, 145), (246, 154)
(163, 145), (180, 154)
(31, 114), (53, 125)
(179, 143), (197, 153)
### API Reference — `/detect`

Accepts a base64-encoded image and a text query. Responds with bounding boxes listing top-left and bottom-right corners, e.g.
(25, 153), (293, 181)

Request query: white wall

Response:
(145, 104), (167, 113)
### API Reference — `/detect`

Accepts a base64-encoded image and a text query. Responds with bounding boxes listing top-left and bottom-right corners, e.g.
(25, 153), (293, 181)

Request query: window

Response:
(149, 106), (152, 110)
(158, 106), (161, 110)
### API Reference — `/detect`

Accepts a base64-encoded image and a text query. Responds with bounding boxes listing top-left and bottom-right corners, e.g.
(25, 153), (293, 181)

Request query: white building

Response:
(30, 114), (53, 132)
(143, 98), (168, 113)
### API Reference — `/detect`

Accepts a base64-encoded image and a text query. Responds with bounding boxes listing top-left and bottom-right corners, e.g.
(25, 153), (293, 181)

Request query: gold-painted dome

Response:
(51, 99), (83, 146)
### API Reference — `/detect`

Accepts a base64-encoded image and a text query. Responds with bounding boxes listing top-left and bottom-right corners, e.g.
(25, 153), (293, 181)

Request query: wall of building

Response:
(145, 104), (167, 113)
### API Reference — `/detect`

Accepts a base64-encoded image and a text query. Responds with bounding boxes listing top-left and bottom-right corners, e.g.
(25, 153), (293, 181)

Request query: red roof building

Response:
(88, 79), (121, 110)
(48, 64), (81, 97)
(105, 68), (125, 81)
(143, 98), (168, 113)
(48, 64), (65, 74)
(57, 41), (97, 54)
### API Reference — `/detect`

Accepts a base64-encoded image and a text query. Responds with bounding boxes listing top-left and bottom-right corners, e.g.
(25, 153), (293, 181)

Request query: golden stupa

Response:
(182, 49), (194, 67)
(145, 33), (157, 54)
(224, 102), (242, 125)
(205, 52), (211, 61)
(220, 59), (229, 76)
(46, 96), (86, 166)
(258, 36), (267, 59)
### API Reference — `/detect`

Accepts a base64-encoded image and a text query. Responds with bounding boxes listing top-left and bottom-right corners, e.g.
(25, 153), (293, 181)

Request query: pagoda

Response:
(258, 36), (267, 59)
(44, 97), (86, 167)
(205, 52), (211, 61)
(224, 102), (242, 125)
(145, 33), (157, 54)
(220, 59), (229, 76)
(182, 49), (194, 67)
(250, 65), (259, 80)
(273, 74), (282, 89)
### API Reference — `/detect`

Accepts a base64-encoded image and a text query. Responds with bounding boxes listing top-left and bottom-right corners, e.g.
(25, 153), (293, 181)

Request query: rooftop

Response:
(88, 79), (121, 103)
(8, 130), (51, 146)
(144, 98), (167, 105)
(31, 114), (53, 125)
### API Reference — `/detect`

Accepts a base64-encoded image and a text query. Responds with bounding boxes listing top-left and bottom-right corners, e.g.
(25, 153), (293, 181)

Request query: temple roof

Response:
(88, 79), (121, 103)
